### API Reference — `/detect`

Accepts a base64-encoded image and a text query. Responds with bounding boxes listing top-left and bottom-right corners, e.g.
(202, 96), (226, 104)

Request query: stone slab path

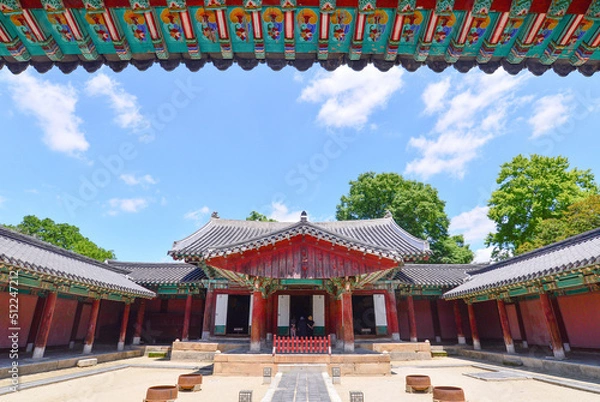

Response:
(271, 371), (332, 402)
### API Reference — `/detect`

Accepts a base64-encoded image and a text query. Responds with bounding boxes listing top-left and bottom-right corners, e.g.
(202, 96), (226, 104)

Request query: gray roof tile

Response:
(169, 217), (430, 262)
(106, 261), (206, 285)
(444, 228), (600, 299)
(0, 226), (154, 298)
(394, 264), (484, 287)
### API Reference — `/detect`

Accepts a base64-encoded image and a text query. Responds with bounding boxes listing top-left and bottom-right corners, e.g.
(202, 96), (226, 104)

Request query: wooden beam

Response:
(467, 302), (481, 350)
(83, 299), (101, 354)
(497, 299), (515, 354)
(32, 292), (57, 359)
(117, 303), (131, 351)
(539, 292), (565, 359)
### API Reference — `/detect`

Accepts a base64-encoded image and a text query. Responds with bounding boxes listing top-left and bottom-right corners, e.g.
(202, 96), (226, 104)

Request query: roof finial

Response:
(300, 211), (308, 222)
(211, 211), (220, 219)
(384, 210), (393, 219)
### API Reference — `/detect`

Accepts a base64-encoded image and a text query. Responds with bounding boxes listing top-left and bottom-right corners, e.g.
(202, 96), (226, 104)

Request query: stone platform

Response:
(170, 341), (243, 361)
(213, 353), (391, 377)
(357, 342), (432, 361)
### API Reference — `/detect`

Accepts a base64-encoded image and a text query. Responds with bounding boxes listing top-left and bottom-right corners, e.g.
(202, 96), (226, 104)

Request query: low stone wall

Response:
(359, 342), (432, 361)
(212, 353), (392, 377)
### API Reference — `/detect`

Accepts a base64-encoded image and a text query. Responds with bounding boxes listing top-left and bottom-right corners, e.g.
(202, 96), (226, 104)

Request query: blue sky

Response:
(0, 64), (599, 263)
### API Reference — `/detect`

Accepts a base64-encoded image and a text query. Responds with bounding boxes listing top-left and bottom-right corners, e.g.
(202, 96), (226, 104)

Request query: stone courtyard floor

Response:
(1, 356), (600, 401)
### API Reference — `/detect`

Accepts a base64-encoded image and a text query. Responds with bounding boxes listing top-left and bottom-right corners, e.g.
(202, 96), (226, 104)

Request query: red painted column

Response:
(454, 300), (466, 345)
(341, 291), (354, 352)
(430, 299), (442, 343)
(132, 299), (146, 345)
(250, 290), (266, 352)
(386, 290), (400, 341)
(539, 293), (565, 360)
(336, 296), (343, 346)
(69, 301), (84, 349)
(26, 295), (47, 353)
(181, 294), (193, 341)
(271, 294), (279, 337)
(407, 295), (418, 342)
(83, 299), (101, 354)
(32, 292), (58, 359)
(514, 301), (529, 349)
(202, 287), (215, 340)
(328, 294), (338, 342)
(118, 303), (131, 351)
(265, 294), (273, 341)
(550, 296), (571, 352)
(467, 303), (481, 350)
(497, 299), (515, 354)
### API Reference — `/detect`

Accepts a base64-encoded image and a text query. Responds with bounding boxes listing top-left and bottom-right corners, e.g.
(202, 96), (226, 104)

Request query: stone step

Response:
(278, 364), (328, 373)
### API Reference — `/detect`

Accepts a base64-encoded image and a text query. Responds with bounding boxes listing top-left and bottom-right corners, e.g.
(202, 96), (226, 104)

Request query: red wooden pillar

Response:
(467, 303), (481, 350)
(328, 294), (338, 342)
(83, 299), (101, 354)
(341, 291), (354, 352)
(250, 290), (266, 352)
(26, 295), (47, 353)
(430, 300), (442, 343)
(132, 299), (146, 345)
(550, 297), (571, 352)
(497, 299), (515, 354)
(514, 301), (528, 349)
(386, 290), (400, 341)
(272, 293), (279, 337)
(539, 293), (565, 360)
(335, 296), (343, 346)
(407, 295), (418, 342)
(453, 300), (466, 345)
(32, 292), (58, 359)
(69, 301), (84, 349)
(117, 303), (131, 351)
(181, 294), (193, 341)
(202, 287), (215, 340)
(265, 294), (273, 341)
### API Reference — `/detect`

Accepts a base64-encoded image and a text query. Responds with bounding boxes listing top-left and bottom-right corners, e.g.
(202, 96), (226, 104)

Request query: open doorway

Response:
(226, 295), (250, 335)
(352, 295), (376, 336)
(290, 295), (312, 334)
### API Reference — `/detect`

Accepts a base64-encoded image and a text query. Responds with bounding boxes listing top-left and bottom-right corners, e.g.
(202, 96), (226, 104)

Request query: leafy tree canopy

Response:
(517, 194), (600, 254)
(246, 211), (277, 222)
(5, 215), (116, 262)
(486, 154), (598, 257)
(336, 172), (473, 264)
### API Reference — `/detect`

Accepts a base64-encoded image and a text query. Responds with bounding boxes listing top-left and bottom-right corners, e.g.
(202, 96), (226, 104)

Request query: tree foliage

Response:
(336, 172), (473, 264)
(246, 211), (277, 222)
(517, 195), (600, 254)
(486, 154), (598, 257)
(5, 215), (116, 261)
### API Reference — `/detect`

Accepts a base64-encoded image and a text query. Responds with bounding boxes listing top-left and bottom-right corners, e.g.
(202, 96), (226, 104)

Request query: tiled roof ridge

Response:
(0, 225), (126, 274)
(470, 227), (600, 276)
(403, 264), (486, 270)
(107, 260), (196, 267)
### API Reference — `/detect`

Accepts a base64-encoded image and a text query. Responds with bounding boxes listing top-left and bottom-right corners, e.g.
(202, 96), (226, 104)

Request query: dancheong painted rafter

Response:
(1, 0), (600, 75)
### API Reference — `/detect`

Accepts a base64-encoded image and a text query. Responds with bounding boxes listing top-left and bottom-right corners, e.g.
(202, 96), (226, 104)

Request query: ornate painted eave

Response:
(1, 0), (600, 75)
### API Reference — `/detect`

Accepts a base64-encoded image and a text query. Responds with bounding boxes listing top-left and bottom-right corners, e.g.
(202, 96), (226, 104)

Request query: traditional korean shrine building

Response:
(2, 213), (600, 362)
(1, 0), (600, 76)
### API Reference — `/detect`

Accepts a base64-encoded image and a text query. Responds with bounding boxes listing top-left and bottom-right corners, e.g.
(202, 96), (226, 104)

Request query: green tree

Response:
(517, 194), (600, 254)
(5, 215), (116, 261)
(336, 172), (473, 264)
(486, 154), (598, 257)
(246, 211), (277, 222)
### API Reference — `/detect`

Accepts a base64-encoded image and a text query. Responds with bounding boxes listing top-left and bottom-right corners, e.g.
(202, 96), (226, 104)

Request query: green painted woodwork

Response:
(564, 287), (591, 295)
(280, 279), (323, 286)
(375, 325), (387, 335)
(1, 2), (600, 67)
(277, 326), (290, 336)
(314, 326), (325, 336)
(214, 325), (226, 335)
(557, 274), (585, 288)
(508, 287), (529, 297)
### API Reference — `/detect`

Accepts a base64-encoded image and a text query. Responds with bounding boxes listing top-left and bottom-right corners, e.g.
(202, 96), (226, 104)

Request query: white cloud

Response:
(120, 173), (157, 186)
(422, 78), (450, 115)
(528, 93), (573, 138)
(406, 71), (527, 179)
(299, 65), (404, 129)
(0, 71), (88, 157)
(473, 246), (494, 263)
(108, 198), (149, 215)
(449, 206), (496, 244)
(184, 206), (211, 224)
(85, 73), (151, 137)
(268, 202), (304, 222)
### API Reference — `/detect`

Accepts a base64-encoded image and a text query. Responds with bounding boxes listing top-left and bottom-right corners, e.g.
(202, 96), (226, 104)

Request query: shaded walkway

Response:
(271, 371), (331, 402)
